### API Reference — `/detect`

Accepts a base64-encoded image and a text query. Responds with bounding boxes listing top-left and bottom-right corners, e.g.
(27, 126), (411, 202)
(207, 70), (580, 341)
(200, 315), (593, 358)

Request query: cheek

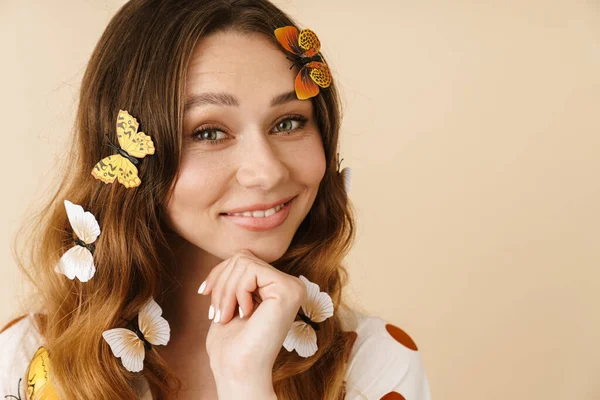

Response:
(165, 155), (224, 227)
(289, 134), (327, 187)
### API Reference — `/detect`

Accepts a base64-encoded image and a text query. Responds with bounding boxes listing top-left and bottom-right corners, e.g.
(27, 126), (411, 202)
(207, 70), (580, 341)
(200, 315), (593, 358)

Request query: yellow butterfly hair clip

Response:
(91, 109), (155, 188)
(4, 346), (60, 400)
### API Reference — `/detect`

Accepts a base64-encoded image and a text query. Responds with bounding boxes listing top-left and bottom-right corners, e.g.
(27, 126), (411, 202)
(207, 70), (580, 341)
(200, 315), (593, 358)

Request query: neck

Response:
(156, 236), (223, 346)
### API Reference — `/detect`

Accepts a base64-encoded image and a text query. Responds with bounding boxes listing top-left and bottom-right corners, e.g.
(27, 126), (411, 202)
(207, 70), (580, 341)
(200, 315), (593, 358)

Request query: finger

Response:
(203, 257), (235, 321)
(229, 249), (266, 319)
(209, 256), (237, 322)
(199, 249), (254, 296)
(212, 254), (251, 323)
(198, 256), (231, 297)
(216, 257), (249, 324)
(233, 260), (284, 323)
(235, 263), (263, 320)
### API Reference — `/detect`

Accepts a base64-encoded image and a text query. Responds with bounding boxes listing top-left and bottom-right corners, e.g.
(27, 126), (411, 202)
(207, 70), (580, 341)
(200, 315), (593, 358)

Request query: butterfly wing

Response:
(295, 66), (321, 100)
(298, 28), (321, 57)
(63, 200), (100, 244)
(341, 167), (352, 194)
(283, 320), (318, 358)
(54, 245), (96, 282)
(91, 155), (122, 184)
(26, 347), (59, 400)
(138, 297), (170, 346)
(307, 61), (332, 88)
(299, 275), (334, 323)
(274, 26), (303, 56)
(116, 109), (155, 159)
(102, 328), (146, 372)
(116, 157), (142, 188)
(91, 154), (141, 188)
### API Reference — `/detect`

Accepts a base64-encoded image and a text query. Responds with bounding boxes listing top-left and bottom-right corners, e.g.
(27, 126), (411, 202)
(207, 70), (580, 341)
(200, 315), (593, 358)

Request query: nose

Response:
(235, 130), (289, 190)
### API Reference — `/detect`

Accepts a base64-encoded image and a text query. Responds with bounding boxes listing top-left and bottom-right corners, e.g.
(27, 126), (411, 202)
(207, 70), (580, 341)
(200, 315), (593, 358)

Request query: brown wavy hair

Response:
(11, 0), (358, 398)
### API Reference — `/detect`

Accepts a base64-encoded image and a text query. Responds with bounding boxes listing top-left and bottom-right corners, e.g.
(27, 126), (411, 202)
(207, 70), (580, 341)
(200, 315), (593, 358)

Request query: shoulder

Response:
(339, 307), (432, 400)
(0, 313), (46, 398)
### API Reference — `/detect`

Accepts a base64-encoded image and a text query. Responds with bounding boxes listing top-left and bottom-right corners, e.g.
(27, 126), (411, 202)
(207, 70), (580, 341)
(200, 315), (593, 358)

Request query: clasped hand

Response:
(198, 249), (306, 396)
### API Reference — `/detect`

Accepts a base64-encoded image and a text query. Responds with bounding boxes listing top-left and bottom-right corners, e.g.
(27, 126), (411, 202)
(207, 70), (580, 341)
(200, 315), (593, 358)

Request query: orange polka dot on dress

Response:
(339, 307), (432, 400)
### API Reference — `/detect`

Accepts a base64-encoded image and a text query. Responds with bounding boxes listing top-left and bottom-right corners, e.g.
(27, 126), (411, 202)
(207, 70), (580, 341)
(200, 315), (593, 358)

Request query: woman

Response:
(0, 0), (431, 399)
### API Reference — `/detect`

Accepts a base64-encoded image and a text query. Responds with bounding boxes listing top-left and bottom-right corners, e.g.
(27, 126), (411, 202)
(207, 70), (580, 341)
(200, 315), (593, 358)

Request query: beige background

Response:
(2, 0), (599, 399)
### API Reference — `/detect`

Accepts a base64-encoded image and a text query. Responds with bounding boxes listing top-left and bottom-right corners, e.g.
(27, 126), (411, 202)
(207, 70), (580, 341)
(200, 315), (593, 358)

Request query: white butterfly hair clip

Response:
(54, 200), (101, 282)
(341, 167), (351, 194)
(283, 275), (334, 358)
(337, 152), (352, 194)
(102, 297), (170, 372)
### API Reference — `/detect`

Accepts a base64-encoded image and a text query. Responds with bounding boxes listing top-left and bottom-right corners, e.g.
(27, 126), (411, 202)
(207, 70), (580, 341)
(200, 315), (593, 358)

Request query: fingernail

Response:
(214, 309), (221, 323)
(208, 304), (215, 320)
(198, 280), (207, 294)
(238, 306), (244, 318)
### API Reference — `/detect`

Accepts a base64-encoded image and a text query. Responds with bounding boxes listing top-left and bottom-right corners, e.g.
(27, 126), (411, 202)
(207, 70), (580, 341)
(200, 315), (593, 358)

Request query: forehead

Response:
(185, 31), (297, 101)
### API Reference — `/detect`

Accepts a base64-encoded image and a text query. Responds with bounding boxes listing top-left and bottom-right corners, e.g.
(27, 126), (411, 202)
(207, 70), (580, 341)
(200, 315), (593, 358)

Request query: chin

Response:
(208, 238), (290, 264)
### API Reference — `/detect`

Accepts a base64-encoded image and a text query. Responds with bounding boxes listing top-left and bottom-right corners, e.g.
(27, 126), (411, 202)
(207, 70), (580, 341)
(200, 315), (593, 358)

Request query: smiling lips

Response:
(220, 197), (295, 232)
(222, 194), (296, 215)
(224, 200), (288, 217)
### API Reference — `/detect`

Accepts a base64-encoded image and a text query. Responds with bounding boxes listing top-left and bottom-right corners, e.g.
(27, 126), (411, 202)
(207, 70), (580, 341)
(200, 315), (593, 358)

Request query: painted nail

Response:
(198, 280), (207, 294)
(214, 309), (221, 323)
(208, 304), (215, 320)
(238, 306), (244, 318)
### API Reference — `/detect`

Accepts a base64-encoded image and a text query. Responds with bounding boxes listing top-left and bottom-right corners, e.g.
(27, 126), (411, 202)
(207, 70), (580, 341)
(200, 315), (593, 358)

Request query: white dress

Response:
(0, 308), (431, 399)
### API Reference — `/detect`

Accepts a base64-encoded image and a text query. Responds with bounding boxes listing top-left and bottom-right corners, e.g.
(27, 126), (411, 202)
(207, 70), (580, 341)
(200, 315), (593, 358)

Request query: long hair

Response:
(12, 0), (357, 398)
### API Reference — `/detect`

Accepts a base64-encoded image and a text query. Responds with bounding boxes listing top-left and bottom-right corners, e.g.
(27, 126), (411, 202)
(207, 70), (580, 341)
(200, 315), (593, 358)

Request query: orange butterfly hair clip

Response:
(274, 26), (332, 100)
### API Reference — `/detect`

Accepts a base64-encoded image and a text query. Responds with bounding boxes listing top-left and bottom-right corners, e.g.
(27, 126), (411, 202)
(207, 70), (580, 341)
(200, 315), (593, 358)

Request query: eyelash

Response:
(191, 114), (309, 145)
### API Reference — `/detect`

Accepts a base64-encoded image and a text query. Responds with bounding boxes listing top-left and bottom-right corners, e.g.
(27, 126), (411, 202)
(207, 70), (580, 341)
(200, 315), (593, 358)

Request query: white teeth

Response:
(228, 202), (285, 217)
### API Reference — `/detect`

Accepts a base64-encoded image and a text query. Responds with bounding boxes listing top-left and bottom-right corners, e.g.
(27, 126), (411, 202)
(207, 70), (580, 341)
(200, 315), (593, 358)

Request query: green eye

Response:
(195, 128), (227, 142)
(200, 130), (219, 140)
(276, 120), (294, 132)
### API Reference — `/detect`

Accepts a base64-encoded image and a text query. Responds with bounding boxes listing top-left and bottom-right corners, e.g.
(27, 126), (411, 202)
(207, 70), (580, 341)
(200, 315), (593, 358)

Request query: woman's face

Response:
(164, 30), (326, 263)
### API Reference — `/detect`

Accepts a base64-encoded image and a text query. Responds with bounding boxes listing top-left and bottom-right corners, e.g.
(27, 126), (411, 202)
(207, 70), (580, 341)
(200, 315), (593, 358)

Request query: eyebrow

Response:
(184, 90), (299, 112)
